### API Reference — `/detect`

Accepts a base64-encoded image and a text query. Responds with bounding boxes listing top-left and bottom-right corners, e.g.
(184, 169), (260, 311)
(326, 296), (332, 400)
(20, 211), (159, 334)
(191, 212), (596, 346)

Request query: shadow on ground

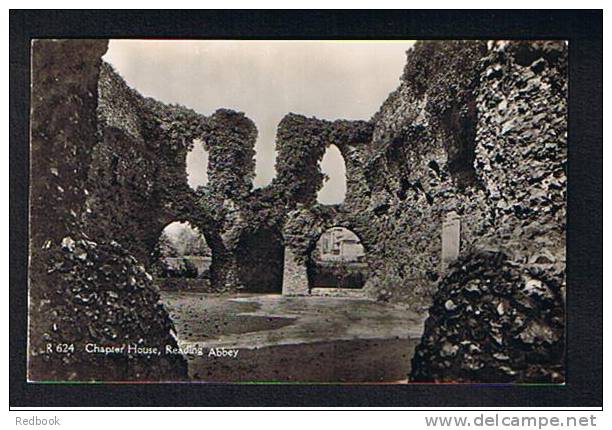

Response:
(161, 292), (427, 383)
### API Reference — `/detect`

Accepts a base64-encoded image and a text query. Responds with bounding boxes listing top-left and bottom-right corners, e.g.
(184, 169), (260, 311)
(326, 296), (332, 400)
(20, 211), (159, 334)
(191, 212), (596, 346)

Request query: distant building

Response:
(318, 227), (365, 261)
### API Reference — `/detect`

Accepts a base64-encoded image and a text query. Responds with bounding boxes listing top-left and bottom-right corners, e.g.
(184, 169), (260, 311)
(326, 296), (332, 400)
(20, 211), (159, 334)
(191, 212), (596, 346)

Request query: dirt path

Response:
(161, 293), (427, 383)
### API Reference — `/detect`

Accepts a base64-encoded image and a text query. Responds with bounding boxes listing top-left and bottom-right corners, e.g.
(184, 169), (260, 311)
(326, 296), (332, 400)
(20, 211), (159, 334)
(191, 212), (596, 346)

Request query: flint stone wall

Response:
(29, 39), (187, 381)
(395, 40), (567, 382)
(82, 40), (566, 314)
(89, 64), (269, 293)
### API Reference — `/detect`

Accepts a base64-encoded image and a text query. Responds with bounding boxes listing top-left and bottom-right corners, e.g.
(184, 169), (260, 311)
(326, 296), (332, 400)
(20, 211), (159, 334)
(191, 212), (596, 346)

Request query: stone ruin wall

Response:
(278, 40), (566, 314)
(89, 62), (267, 293)
(28, 39), (566, 382)
(401, 40), (567, 382)
(28, 40), (188, 381)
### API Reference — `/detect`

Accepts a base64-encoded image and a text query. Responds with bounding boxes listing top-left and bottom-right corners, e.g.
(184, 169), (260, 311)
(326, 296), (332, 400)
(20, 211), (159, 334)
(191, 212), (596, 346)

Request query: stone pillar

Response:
(206, 109), (257, 200)
(282, 248), (309, 295)
(441, 211), (461, 271)
(209, 245), (243, 293)
(30, 39), (109, 249)
(28, 39), (188, 381)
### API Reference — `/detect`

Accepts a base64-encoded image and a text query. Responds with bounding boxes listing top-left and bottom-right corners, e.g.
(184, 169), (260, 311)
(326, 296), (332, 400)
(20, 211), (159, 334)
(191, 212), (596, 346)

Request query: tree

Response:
(174, 225), (210, 256)
(157, 231), (179, 257)
(183, 234), (210, 256)
(149, 232), (179, 278)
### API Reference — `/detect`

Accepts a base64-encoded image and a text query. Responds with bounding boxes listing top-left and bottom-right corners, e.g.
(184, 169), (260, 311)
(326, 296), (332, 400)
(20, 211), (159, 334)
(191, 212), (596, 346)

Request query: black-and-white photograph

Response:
(27, 38), (567, 384)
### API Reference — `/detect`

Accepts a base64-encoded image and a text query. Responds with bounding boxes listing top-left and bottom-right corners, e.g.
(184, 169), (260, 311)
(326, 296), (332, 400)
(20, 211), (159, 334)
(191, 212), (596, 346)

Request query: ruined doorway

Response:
(235, 227), (285, 294)
(308, 227), (368, 291)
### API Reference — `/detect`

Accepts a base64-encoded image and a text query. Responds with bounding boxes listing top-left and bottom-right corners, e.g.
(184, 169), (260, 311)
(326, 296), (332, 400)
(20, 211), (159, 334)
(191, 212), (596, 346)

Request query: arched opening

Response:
(317, 144), (346, 205)
(440, 100), (479, 189)
(308, 226), (368, 291)
(153, 221), (212, 290)
(186, 138), (209, 190)
(235, 227), (285, 294)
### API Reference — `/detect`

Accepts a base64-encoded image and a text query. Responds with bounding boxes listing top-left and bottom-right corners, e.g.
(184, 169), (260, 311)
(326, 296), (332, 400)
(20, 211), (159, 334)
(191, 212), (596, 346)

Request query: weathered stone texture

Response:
(87, 63), (209, 263)
(411, 251), (565, 383)
(30, 238), (188, 381)
(405, 40), (567, 382)
(359, 40), (492, 307)
(30, 39), (108, 250)
(474, 40), (567, 268)
(206, 109), (257, 200)
(29, 40), (187, 381)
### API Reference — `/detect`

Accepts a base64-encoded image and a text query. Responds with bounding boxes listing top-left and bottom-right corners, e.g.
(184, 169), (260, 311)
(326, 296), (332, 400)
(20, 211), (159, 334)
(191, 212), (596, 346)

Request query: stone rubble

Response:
(411, 251), (564, 383)
(30, 238), (187, 381)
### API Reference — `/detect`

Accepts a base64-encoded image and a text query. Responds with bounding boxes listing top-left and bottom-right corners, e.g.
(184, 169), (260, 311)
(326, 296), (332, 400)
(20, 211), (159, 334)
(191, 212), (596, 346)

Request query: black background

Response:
(9, 9), (603, 408)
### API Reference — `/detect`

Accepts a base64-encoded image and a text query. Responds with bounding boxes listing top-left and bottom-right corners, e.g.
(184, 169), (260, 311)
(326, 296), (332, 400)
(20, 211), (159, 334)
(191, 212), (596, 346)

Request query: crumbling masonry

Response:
(29, 39), (566, 382)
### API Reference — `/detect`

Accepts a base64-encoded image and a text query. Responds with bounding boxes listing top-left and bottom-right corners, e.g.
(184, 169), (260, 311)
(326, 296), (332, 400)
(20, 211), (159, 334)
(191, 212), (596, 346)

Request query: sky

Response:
(103, 39), (414, 206)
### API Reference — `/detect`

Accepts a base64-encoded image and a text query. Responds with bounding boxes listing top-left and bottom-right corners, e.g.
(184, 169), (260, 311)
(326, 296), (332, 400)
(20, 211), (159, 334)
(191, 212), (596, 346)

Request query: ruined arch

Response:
(281, 204), (373, 295)
(273, 114), (373, 207)
(307, 225), (368, 291)
(153, 221), (212, 281)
